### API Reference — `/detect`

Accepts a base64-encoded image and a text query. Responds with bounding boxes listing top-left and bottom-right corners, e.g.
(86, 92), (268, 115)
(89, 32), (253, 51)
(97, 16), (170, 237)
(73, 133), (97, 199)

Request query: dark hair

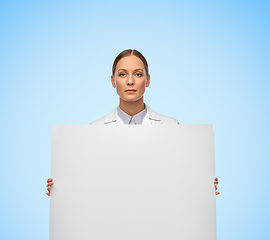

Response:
(112, 49), (149, 77)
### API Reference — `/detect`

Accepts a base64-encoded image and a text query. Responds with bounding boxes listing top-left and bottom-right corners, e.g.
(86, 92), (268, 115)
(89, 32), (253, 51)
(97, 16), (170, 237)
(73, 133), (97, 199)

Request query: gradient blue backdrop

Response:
(1, 1), (269, 239)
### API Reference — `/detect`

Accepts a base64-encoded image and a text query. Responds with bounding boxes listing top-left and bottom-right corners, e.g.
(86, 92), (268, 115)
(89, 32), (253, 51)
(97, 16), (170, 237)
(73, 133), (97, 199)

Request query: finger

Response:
(215, 184), (218, 190)
(46, 192), (50, 196)
(47, 186), (51, 192)
(214, 177), (218, 181)
(47, 182), (54, 187)
(47, 178), (53, 183)
(215, 191), (220, 195)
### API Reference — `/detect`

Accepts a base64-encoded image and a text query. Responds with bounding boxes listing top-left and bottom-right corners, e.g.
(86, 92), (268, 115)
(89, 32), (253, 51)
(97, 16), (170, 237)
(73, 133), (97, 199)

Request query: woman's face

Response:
(111, 55), (150, 103)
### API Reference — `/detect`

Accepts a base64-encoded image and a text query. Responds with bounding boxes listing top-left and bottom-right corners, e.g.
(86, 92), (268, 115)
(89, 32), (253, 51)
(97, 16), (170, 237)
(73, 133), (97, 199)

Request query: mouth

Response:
(125, 89), (136, 93)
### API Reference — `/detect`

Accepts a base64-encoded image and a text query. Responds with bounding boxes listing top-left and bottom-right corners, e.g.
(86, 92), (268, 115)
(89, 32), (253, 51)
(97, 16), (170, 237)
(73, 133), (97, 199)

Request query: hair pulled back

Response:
(112, 49), (149, 77)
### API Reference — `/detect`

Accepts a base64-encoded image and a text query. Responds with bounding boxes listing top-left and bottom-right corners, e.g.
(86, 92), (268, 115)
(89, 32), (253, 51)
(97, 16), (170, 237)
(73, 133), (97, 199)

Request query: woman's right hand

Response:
(46, 178), (54, 196)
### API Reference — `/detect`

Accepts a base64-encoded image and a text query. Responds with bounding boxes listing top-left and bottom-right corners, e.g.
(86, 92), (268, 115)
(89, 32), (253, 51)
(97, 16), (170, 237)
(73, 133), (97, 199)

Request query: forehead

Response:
(116, 55), (145, 70)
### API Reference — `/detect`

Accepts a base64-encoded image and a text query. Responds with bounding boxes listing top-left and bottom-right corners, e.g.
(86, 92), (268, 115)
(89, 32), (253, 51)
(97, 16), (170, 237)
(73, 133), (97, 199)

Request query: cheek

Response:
(138, 80), (147, 89)
(115, 79), (123, 88)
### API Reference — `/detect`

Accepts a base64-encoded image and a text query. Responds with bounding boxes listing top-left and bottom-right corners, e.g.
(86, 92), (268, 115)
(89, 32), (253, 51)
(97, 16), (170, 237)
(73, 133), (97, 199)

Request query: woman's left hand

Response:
(214, 177), (220, 195)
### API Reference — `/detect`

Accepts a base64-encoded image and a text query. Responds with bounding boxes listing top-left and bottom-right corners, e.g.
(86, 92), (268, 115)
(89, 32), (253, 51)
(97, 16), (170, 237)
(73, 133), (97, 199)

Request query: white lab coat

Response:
(90, 105), (179, 125)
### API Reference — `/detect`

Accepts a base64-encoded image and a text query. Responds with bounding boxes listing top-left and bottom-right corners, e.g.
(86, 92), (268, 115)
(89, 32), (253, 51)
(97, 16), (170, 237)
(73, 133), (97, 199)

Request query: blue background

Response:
(0, 1), (269, 239)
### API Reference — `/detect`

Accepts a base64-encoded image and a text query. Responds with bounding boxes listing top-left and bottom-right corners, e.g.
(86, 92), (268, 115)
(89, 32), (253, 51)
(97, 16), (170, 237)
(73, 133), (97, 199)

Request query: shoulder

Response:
(90, 108), (117, 125)
(145, 105), (179, 125)
(90, 116), (107, 125)
(155, 112), (179, 124)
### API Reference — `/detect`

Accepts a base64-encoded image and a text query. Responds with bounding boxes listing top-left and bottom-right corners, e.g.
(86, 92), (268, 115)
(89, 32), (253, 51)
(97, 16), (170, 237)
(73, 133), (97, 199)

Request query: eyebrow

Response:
(118, 68), (144, 72)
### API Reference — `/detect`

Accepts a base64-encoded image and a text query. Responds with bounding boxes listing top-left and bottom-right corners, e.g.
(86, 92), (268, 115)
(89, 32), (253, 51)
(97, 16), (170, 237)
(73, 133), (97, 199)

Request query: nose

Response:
(127, 74), (134, 85)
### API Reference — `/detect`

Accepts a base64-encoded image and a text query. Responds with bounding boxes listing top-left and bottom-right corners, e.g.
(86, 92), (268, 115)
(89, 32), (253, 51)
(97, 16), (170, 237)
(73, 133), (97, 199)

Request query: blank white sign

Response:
(50, 125), (216, 240)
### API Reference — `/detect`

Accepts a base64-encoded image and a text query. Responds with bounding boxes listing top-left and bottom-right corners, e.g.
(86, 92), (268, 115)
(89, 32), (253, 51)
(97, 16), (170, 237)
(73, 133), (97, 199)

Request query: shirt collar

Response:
(117, 105), (147, 125)
(104, 104), (160, 124)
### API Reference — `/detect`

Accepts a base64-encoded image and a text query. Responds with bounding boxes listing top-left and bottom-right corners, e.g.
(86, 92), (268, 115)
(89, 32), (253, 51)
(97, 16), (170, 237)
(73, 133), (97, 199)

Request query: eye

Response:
(119, 73), (126, 77)
(135, 73), (142, 77)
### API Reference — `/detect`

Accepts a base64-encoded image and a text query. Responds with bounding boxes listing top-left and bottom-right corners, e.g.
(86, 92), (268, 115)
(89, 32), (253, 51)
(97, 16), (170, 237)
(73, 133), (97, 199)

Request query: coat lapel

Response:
(104, 108), (123, 125)
(142, 105), (161, 125)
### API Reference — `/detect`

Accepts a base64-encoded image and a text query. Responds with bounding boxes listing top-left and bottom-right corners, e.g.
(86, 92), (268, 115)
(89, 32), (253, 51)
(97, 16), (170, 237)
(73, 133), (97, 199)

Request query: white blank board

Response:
(50, 125), (216, 240)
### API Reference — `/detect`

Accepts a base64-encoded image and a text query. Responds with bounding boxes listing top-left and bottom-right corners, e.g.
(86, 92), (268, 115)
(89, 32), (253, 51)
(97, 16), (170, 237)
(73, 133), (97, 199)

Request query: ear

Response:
(146, 74), (150, 87)
(111, 75), (116, 88)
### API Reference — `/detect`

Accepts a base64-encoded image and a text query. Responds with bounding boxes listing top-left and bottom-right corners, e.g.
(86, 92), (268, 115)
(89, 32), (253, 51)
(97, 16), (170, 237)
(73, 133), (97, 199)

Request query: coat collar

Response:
(104, 104), (161, 125)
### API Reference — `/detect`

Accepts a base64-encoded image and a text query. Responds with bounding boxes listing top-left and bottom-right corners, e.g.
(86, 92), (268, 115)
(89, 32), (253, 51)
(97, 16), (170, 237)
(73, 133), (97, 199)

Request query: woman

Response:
(90, 49), (179, 125)
(46, 49), (219, 195)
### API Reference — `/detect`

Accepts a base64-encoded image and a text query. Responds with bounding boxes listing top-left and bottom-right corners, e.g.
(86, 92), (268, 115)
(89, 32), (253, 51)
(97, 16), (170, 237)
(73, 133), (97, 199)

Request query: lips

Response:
(125, 89), (136, 93)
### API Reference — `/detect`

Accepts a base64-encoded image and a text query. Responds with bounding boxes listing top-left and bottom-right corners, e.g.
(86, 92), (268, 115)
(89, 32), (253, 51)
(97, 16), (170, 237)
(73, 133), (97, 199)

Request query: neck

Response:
(119, 97), (145, 116)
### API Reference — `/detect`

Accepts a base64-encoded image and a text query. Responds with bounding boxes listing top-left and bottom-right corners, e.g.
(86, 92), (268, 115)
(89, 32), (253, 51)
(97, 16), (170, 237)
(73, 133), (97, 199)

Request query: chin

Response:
(121, 96), (143, 103)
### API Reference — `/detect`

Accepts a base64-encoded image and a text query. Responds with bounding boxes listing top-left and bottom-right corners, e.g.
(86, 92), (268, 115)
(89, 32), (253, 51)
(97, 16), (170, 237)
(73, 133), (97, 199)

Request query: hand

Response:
(46, 178), (54, 196)
(214, 177), (220, 195)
